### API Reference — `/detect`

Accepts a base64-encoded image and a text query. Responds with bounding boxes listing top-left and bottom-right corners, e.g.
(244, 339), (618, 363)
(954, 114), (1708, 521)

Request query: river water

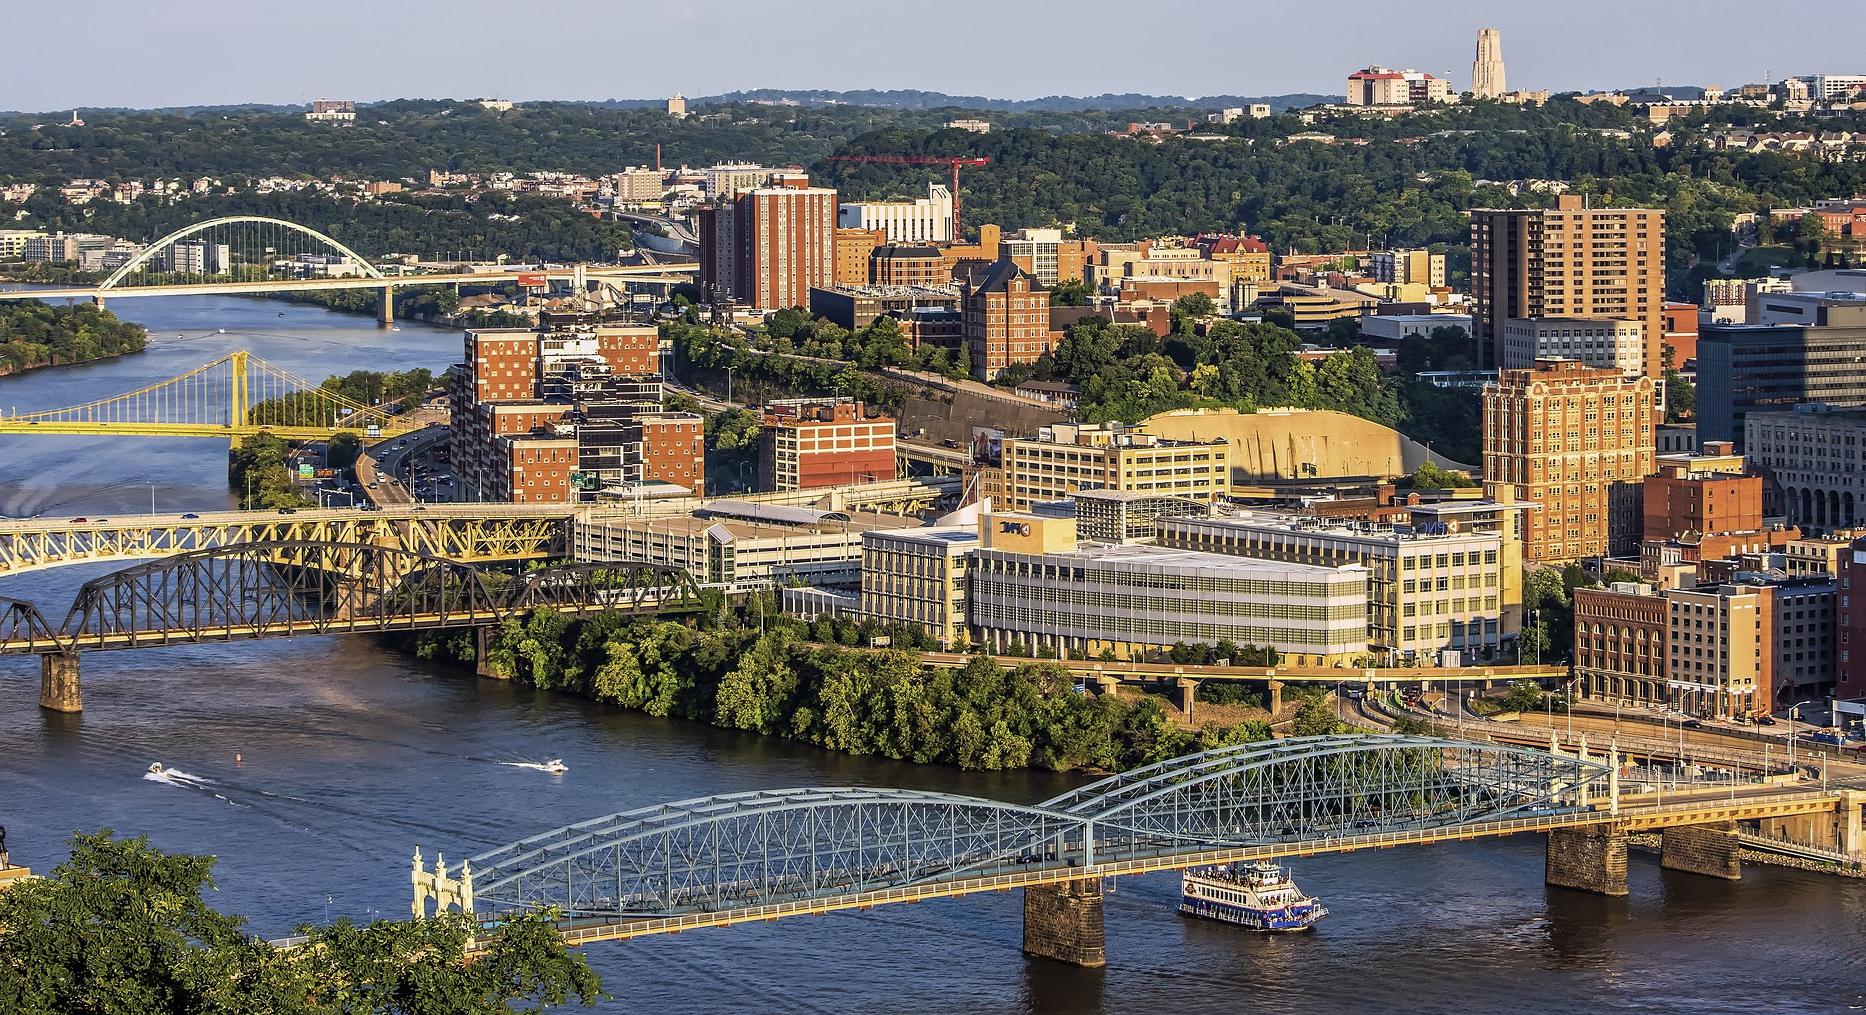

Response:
(1, 295), (1862, 1014)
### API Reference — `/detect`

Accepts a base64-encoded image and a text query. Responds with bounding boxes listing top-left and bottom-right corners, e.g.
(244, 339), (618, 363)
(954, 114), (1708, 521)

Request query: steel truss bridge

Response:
(0, 504), (573, 577)
(0, 215), (693, 312)
(0, 349), (426, 440)
(408, 735), (1850, 958)
(0, 540), (701, 658)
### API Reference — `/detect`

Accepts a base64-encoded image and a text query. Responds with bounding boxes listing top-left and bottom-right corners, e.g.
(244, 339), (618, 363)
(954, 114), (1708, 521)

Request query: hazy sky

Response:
(7, 0), (1860, 112)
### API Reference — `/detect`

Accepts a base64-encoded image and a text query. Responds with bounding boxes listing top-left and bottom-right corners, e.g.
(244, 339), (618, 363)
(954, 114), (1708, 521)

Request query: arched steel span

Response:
(99, 216), (386, 289)
(0, 541), (701, 654)
(447, 736), (1614, 922)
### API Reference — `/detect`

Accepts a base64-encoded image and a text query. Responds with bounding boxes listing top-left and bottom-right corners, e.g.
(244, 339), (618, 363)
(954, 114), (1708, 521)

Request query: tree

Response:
(1407, 461), (1477, 489)
(0, 831), (603, 1014)
(1049, 278), (1093, 306)
(1501, 679), (1546, 714)
(1665, 371), (1696, 422)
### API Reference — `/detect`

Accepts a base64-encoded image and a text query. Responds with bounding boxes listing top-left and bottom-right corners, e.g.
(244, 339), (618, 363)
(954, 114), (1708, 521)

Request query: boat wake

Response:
(499, 759), (569, 775)
(144, 765), (247, 808)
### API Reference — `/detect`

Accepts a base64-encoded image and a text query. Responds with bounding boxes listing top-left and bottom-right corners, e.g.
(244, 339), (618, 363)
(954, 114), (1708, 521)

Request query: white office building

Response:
(837, 182), (954, 244)
(1501, 317), (1644, 375)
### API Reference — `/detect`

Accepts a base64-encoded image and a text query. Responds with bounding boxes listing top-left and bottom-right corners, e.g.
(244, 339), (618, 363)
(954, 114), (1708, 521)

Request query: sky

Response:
(6, 0), (1861, 112)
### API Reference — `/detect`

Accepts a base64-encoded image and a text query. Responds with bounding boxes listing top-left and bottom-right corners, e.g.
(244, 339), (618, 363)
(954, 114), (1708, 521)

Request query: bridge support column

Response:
(1023, 879), (1106, 968)
(1660, 821), (1741, 880)
(474, 627), (506, 679)
(1176, 678), (1198, 724)
(1842, 790), (1866, 856)
(1266, 679), (1284, 715)
(377, 286), (394, 327)
(39, 653), (82, 713)
(1545, 824), (1628, 896)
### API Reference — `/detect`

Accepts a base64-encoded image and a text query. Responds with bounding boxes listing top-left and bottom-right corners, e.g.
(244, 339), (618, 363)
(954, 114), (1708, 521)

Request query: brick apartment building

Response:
(1482, 359), (1658, 562)
(699, 172), (837, 310)
(1471, 194), (1666, 376)
(961, 259), (1053, 380)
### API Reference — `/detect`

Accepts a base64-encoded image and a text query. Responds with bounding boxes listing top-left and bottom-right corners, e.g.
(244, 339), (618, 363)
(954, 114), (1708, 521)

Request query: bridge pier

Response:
(39, 653), (82, 713)
(1545, 824), (1628, 896)
(1175, 678), (1198, 724)
(1266, 679), (1284, 715)
(1660, 821), (1742, 880)
(377, 286), (394, 327)
(1022, 879), (1106, 968)
(474, 627), (506, 679)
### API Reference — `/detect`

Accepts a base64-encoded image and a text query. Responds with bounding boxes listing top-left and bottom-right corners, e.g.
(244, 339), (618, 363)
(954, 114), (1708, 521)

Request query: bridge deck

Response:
(542, 788), (1840, 947)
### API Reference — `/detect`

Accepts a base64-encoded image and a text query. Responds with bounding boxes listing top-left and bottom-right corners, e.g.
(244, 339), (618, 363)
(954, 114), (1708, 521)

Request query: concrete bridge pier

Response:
(377, 286), (394, 327)
(1266, 679), (1285, 715)
(39, 653), (82, 713)
(1545, 824), (1628, 895)
(474, 627), (506, 680)
(1175, 678), (1198, 724)
(1660, 821), (1742, 880)
(1023, 878), (1106, 967)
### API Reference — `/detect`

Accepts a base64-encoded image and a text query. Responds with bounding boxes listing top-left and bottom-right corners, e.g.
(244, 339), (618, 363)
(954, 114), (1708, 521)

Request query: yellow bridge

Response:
(0, 350), (426, 440)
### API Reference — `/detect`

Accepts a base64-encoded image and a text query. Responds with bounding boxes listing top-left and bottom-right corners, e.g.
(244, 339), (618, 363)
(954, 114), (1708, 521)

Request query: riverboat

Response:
(1179, 861), (1327, 932)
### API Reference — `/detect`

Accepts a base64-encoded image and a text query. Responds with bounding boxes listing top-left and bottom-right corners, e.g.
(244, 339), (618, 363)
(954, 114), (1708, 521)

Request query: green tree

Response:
(1049, 278), (1093, 306)
(0, 831), (602, 1014)
(1407, 461), (1477, 489)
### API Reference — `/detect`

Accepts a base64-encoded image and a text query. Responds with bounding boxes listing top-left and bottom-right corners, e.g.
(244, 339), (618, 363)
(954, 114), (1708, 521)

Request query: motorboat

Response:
(542, 759), (568, 774)
(147, 762), (166, 776)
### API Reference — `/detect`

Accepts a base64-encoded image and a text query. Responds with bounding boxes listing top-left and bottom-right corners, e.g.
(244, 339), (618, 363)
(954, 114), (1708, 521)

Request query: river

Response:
(1, 295), (1862, 1014)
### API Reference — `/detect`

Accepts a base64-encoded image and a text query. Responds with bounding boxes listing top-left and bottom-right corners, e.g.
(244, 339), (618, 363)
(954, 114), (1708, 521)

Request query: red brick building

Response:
(634, 413), (706, 492)
(699, 173), (837, 310)
(1662, 301), (1699, 369)
(761, 399), (897, 491)
(1643, 465), (1763, 541)
(501, 435), (578, 504)
(961, 259), (1052, 380)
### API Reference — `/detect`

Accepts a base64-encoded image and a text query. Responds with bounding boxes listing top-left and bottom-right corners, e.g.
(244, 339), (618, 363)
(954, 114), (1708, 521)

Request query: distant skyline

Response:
(6, 0), (1861, 113)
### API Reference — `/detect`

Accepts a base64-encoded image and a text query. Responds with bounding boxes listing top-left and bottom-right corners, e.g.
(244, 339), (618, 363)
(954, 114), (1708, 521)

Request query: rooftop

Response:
(1002, 541), (1365, 582)
(1171, 510), (1502, 544)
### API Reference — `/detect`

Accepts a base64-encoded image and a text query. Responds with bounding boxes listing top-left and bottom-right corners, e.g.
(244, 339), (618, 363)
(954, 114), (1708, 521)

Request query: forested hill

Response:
(0, 100), (1285, 182)
(822, 101), (1866, 284)
(0, 302), (147, 376)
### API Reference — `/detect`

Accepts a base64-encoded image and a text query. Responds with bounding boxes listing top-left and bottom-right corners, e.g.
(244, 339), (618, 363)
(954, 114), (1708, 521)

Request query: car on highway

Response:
(1683, 719), (1704, 730)
(180, 513), (200, 519)
(69, 517), (88, 523)
(1756, 715), (1778, 726)
(277, 507), (297, 515)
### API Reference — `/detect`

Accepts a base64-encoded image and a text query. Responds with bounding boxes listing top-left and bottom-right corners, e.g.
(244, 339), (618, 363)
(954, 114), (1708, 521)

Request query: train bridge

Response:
(0, 540), (703, 712)
(406, 735), (1863, 966)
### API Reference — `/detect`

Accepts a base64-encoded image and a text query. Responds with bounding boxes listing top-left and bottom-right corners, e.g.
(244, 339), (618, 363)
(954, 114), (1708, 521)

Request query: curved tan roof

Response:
(1139, 407), (1472, 483)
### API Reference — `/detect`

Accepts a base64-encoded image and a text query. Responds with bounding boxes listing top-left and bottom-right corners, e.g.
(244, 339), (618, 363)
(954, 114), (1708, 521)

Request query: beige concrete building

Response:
(1156, 512), (1512, 664)
(967, 512), (1369, 664)
(1666, 583), (1772, 718)
(859, 526), (979, 649)
(999, 422), (1231, 512)
(572, 501), (911, 591)
(1471, 195), (1667, 376)
(1483, 360), (1658, 563)
(1501, 318), (1646, 375)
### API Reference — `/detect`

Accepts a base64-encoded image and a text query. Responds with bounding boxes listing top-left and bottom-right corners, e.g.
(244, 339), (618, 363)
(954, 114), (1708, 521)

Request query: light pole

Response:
(148, 482), (156, 515)
(1789, 703), (1802, 772)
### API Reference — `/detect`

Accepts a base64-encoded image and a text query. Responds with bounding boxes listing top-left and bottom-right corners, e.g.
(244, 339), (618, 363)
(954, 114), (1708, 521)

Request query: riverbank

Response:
(0, 301), (147, 377)
(410, 609), (1303, 774)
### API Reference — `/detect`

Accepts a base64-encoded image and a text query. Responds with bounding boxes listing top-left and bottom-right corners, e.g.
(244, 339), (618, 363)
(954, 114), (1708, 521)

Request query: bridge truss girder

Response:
(448, 736), (1614, 924)
(0, 541), (701, 654)
(0, 512), (569, 578)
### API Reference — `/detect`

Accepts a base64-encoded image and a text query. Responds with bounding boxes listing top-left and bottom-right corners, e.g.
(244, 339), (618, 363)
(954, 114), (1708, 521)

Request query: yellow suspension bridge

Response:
(0, 350), (427, 440)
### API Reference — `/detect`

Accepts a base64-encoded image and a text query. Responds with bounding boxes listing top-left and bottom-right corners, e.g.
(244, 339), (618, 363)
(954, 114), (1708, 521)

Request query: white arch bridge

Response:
(0, 214), (694, 320)
(405, 735), (1853, 965)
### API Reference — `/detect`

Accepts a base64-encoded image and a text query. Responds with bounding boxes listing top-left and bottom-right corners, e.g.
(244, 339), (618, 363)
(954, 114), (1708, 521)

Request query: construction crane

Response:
(828, 155), (990, 242)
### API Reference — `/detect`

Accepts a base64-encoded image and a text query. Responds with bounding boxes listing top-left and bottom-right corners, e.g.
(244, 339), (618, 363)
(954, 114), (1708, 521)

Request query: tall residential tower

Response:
(1472, 28), (1506, 99)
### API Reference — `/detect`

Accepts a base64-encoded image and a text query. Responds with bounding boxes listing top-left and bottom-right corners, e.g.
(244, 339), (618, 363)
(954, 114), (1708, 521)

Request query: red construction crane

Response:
(828, 155), (990, 242)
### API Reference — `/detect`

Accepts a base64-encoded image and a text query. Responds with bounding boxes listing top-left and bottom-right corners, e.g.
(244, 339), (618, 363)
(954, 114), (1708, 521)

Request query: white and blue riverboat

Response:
(1179, 861), (1328, 932)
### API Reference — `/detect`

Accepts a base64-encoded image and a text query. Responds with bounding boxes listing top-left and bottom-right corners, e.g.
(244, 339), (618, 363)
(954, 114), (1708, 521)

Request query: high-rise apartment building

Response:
(1483, 360), (1658, 562)
(1472, 28), (1506, 99)
(1470, 195), (1666, 375)
(698, 174), (837, 310)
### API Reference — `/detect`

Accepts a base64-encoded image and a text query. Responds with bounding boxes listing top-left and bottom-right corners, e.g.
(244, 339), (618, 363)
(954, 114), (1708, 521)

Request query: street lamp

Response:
(1789, 703), (1802, 771)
